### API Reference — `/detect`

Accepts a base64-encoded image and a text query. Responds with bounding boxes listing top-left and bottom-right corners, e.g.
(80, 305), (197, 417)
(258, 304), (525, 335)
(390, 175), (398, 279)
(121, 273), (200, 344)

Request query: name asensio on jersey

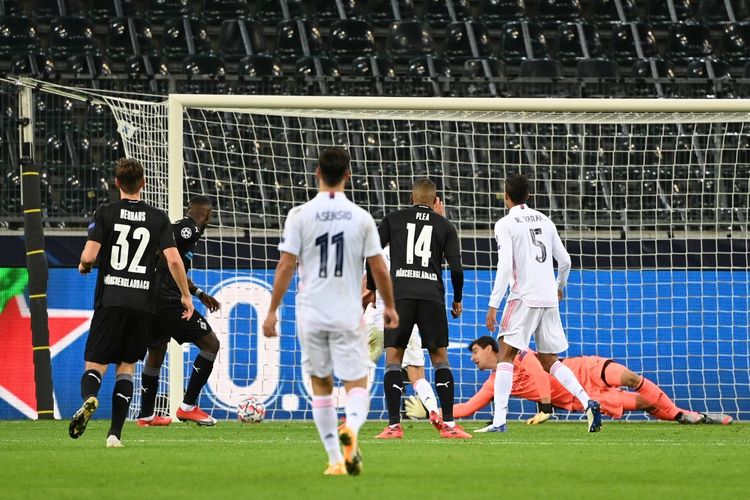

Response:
(394, 268), (438, 281)
(120, 209), (146, 222)
(315, 210), (352, 221)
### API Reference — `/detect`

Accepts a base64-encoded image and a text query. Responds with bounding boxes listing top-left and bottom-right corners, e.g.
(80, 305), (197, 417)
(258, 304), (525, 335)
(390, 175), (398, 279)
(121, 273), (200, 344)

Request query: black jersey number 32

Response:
(111, 223), (151, 274)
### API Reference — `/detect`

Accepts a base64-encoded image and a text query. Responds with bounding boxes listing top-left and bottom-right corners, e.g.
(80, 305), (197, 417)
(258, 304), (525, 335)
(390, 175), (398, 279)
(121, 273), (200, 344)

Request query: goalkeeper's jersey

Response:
(278, 191), (382, 332)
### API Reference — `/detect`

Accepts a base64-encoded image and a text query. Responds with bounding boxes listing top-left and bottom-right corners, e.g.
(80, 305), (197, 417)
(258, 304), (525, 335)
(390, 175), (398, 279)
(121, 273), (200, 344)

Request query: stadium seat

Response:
(295, 56), (339, 76)
(162, 17), (211, 61)
(219, 19), (267, 60)
(700, 0), (745, 26)
(351, 55), (395, 76)
(55, 166), (109, 217)
(67, 54), (112, 76)
(0, 16), (39, 57)
(327, 19), (376, 63)
(255, 0), (305, 24)
(666, 22), (713, 64)
(536, 0), (582, 28)
(365, 0), (414, 26)
(49, 17), (98, 59)
(719, 23), (750, 67)
(184, 54), (226, 76)
(408, 55), (451, 77)
(442, 21), (493, 61)
(32, 0), (82, 22)
(422, 0), (470, 25)
(202, 0), (250, 25)
(647, 0), (693, 29)
(479, 0), (525, 28)
(576, 58), (619, 79)
(312, 0), (361, 22)
(610, 22), (659, 66)
(555, 22), (603, 67)
(127, 54), (169, 76)
(589, 0), (637, 26)
(686, 58), (732, 97)
(10, 52), (56, 77)
(274, 18), (323, 62)
(0, 0), (22, 15)
(632, 57), (675, 78)
(463, 57), (503, 78)
(386, 21), (435, 62)
(519, 58), (562, 78)
(146, 0), (192, 23)
(500, 21), (549, 65)
(107, 17), (155, 61)
(239, 54), (283, 76)
(88, 0), (135, 24)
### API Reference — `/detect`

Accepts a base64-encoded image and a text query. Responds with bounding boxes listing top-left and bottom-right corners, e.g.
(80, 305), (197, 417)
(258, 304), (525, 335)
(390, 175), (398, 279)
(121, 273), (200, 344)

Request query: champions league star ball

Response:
(237, 396), (266, 423)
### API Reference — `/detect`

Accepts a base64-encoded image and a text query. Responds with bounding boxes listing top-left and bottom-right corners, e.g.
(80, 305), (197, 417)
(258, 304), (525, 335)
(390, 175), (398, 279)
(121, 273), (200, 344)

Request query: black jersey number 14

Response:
(315, 231), (344, 278)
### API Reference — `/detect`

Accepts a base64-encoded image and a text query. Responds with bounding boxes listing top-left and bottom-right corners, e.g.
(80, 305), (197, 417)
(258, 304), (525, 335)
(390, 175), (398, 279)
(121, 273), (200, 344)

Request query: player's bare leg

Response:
(311, 375), (346, 474)
(69, 361), (106, 439)
(137, 343), (171, 426)
(538, 352), (601, 432)
(428, 348), (471, 439)
(377, 346), (406, 439)
(405, 365), (442, 429)
(107, 362), (136, 447)
(176, 331), (220, 426)
(340, 376), (368, 476)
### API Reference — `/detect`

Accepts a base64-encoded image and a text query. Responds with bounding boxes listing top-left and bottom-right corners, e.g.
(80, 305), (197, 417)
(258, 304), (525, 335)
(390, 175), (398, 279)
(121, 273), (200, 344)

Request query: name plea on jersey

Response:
(416, 212), (430, 221)
(315, 210), (352, 221)
(394, 268), (438, 281)
(103, 274), (151, 290)
(120, 209), (146, 222)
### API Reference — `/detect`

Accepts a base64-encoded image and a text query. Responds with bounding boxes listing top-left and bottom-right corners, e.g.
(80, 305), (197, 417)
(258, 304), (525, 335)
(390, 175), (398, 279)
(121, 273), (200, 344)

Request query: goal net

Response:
(75, 90), (750, 422)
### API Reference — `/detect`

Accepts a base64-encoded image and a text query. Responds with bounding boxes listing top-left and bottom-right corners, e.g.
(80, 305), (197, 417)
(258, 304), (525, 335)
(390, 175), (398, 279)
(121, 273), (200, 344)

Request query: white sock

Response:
(179, 403), (195, 412)
(550, 361), (590, 408)
(140, 414), (154, 421)
(344, 387), (369, 435)
(413, 378), (439, 414)
(312, 395), (343, 465)
(493, 362), (513, 427)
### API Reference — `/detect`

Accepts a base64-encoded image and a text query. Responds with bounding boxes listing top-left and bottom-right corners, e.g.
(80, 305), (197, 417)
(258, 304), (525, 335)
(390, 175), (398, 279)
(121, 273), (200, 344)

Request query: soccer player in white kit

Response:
(481, 174), (602, 433)
(262, 147), (398, 476)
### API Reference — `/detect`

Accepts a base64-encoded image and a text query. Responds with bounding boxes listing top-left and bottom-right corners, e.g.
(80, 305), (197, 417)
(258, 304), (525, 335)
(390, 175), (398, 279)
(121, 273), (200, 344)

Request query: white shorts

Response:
(299, 324), (370, 381)
(499, 299), (569, 354)
(402, 329), (425, 368)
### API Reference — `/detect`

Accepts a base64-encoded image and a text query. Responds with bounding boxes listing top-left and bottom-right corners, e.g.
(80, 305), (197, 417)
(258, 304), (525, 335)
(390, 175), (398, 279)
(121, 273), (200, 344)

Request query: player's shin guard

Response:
(384, 364), (404, 426)
(636, 377), (681, 421)
(109, 374), (134, 440)
(413, 378), (439, 415)
(344, 387), (369, 435)
(183, 350), (216, 406)
(80, 369), (102, 400)
(434, 363), (455, 422)
(312, 395), (343, 466)
(549, 361), (591, 408)
(493, 362), (513, 427)
(137, 364), (160, 419)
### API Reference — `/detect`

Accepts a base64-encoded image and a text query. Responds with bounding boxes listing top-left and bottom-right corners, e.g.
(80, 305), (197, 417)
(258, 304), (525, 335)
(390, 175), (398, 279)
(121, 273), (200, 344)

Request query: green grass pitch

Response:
(0, 420), (747, 499)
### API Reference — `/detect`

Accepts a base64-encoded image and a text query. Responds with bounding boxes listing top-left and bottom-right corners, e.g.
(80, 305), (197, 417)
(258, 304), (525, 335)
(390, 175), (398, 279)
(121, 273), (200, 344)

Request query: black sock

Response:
(384, 364), (404, 425)
(183, 351), (215, 406)
(434, 364), (454, 422)
(80, 369), (102, 400)
(137, 365), (160, 418)
(109, 374), (134, 439)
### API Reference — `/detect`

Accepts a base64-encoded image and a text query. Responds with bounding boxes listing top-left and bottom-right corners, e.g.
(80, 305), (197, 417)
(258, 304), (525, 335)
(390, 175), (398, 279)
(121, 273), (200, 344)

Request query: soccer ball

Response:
(237, 396), (266, 424)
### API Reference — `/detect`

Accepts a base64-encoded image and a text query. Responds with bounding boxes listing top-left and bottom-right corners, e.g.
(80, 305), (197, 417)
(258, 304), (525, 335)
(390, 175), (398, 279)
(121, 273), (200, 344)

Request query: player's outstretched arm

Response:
(78, 241), (101, 274)
(551, 228), (571, 298)
(367, 254), (399, 329)
(487, 223), (513, 331)
(263, 251), (296, 337)
(164, 247), (194, 320)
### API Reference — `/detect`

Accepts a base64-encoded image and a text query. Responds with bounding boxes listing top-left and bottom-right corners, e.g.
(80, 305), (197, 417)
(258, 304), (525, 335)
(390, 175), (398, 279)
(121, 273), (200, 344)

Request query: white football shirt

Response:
(279, 191), (382, 331)
(489, 204), (571, 309)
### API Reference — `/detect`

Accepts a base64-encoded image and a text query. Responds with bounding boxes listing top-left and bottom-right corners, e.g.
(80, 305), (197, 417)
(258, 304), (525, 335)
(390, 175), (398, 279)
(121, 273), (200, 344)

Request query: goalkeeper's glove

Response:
(367, 325), (384, 363)
(525, 412), (552, 425)
(404, 395), (428, 420)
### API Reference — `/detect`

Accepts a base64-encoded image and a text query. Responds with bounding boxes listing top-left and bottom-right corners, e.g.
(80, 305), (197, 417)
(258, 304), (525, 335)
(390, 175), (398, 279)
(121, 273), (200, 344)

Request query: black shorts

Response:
(147, 300), (213, 348)
(384, 299), (449, 351)
(85, 306), (151, 364)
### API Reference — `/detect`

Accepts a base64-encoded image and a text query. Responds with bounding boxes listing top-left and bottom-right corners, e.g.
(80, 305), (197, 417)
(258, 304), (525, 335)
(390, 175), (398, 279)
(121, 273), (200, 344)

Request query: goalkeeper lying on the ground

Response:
(406, 336), (732, 425)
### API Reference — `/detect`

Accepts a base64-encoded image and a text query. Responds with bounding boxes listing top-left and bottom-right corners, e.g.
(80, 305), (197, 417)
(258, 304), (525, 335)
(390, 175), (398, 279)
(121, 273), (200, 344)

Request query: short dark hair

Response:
(188, 195), (212, 208)
(318, 147), (350, 186)
(115, 158), (144, 195)
(505, 173), (530, 204)
(468, 336), (499, 353)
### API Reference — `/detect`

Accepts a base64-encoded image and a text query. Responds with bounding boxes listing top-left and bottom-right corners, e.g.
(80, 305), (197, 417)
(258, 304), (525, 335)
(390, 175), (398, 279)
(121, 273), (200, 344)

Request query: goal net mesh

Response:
(99, 95), (749, 422)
